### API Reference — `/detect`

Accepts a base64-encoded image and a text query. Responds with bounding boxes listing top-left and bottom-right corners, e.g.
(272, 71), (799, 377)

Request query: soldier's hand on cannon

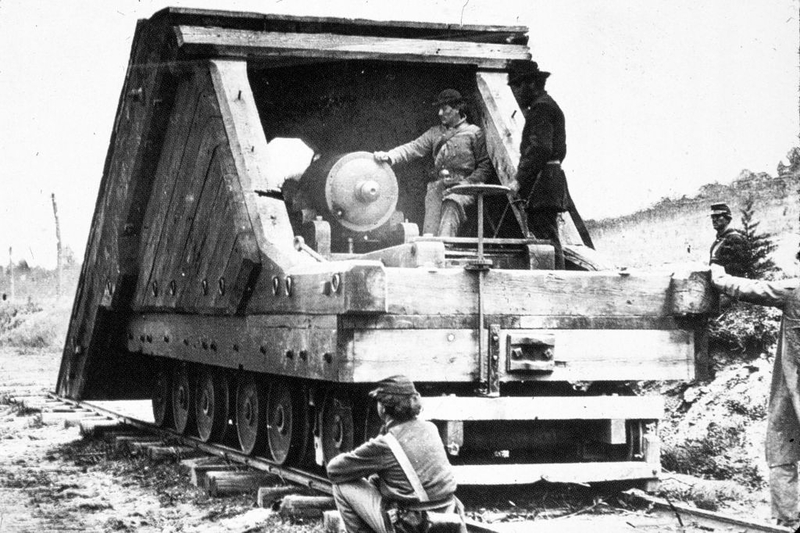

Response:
(373, 151), (392, 164)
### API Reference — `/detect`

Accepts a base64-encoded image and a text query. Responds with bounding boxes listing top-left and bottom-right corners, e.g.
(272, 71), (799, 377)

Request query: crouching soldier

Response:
(326, 375), (466, 533)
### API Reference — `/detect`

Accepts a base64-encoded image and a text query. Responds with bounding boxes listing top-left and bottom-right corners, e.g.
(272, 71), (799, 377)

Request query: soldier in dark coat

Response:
(711, 262), (800, 528)
(709, 202), (747, 276)
(506, 60), (570, 269)
(326, 375), (462, 533)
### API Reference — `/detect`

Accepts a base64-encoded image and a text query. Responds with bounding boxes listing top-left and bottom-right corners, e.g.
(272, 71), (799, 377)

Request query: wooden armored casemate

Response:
(58, 8), (715, 486)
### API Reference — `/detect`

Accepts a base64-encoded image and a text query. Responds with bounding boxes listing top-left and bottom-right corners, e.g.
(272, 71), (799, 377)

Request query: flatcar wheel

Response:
(236, 374), (267, 455)
(267, 380), (307, 465)
(321, 393), (355, 464)
(152, 360), (173, 428)
(195, 368), (229, 443)
(172, 363), (195, 435)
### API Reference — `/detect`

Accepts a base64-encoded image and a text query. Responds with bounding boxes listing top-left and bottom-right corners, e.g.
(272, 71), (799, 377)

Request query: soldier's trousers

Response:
(332, 479), (391, 533)
(771, 463), (799, 524)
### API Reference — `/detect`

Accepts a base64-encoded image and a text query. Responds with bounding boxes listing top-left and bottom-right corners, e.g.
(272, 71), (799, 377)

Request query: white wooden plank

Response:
(384, 267), (711, 317)
(177, 26), (530, 68)
(349, 328), (694, 381)
(419, 395), (663, 421)
(208, 60), (305, 271)
(452, 461), (659, 485)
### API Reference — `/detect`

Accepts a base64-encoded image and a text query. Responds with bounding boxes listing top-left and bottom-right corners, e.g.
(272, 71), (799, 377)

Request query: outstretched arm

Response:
(711, 264), (799, 308)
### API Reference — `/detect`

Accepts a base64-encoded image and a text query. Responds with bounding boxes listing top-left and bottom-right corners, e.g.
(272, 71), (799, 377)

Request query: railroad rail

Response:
(12, 393), (794, 533)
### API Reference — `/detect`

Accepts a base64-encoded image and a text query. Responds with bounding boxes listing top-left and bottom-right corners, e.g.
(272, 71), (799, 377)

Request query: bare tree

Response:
(51, 193), (62, 297)
(8, 246), (13, 302)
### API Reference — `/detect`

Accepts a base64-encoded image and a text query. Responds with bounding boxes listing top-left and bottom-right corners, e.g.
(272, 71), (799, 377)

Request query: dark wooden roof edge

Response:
(147, 6), (529, 44)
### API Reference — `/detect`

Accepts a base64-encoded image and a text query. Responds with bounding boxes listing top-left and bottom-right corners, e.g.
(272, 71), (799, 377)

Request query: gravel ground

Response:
(0, 347), (782, 532)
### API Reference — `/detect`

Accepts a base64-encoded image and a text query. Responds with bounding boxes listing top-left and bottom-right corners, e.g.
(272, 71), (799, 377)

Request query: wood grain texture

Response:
(383, 267), (710, 317)
(347, 327), (693, 382)
(177, 26), (529, 68)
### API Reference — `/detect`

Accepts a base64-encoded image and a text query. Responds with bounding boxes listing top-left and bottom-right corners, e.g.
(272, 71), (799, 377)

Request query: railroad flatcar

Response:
(57, 7), (714, 487)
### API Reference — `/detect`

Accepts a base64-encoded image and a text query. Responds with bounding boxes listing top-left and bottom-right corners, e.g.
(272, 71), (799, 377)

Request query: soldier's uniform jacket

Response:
(712, 271), (800, 466)
(326, 417), (457, 505)
(517, 91), (569, 212)
(710, 227), (747, 276)
(386, 120), (492, 186)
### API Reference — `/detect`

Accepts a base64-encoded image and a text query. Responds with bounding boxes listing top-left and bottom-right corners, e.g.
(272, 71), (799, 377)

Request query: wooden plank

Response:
(156, 118), (228, 309)
(341, 314), (682, 330)
(384, 267), (711, 317)
(148, 115), (228, 308)
(476, 71), (529, 237)
(177, 26), (530, 69)
(163, 7), (529, 38)
(349, 328), (694, 382)
(208, 60), (301, 271)
(174, 153), (227, 309)
(57, 17), (178, 399)
(206, 471), (282, 497)
(356, 241), (445, 268)
(135, 79), (202, 307)
(187, 162), (236, 311)
(126, 313), (341, 380)
(278, 495), (336, 520)
(139, 84), (220, 308)
(420, 395), (663, 422)
(452, 461), (659, 485)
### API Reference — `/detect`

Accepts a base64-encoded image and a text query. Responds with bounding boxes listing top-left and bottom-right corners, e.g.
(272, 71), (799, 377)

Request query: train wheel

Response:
(195, 368), (229, 443)
(236, 374), (267, 455)
(321, 393), (355, 464)
(172, 363), (195, 435)
(152, 360), (173, 428)
(267, 379), (307, 465)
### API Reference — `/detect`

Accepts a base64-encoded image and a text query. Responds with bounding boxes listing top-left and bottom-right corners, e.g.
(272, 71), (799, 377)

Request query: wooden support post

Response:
(40, 410), (95, 425)
(64, 414), (108, 429)
(599, 419), (627, 445)
(278, 495), (336, 520)
(146, 445), (200, 461)
(179, 457), (245, 486)
(323, 510), (346, 533)
(206, 471), (283, 497)
(78, 419), (131, 439)
(113, 435), (161, 453)
(103, 431), (145, 443)
(257, 485), (306, 508)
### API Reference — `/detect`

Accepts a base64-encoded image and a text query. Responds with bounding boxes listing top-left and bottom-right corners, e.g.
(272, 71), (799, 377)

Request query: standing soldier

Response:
(709, 202), (747, 276)
(506, 60), (570, 269)
(711, 260), (800, 528)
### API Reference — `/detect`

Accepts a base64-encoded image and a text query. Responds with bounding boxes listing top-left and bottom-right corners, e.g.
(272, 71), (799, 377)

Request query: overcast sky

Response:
(0, 0), (797, 267)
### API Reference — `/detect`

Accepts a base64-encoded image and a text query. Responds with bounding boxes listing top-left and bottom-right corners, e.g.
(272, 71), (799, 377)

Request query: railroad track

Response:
(8, 392), (794, 533)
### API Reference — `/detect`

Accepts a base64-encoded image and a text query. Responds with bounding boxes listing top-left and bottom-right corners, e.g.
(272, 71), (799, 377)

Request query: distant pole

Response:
(51, 193), (63, 297)
(8, 246), (14, 302)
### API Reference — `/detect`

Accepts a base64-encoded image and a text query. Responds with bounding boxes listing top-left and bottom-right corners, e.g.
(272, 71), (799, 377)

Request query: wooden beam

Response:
(475, 71), (529, 237)
(384, 267), (712, 317)
(349, 328), (694, 382)
(452, 461), (659, 485)
(420, 395), (663, 421)
(176, 26), (529, 68)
